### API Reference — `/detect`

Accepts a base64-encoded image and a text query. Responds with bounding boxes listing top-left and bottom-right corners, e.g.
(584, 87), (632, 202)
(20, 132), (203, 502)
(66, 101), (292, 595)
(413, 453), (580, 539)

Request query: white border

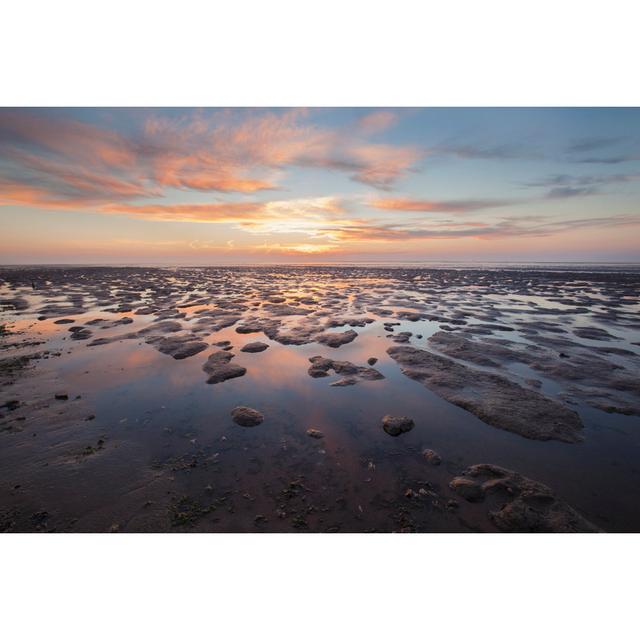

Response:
(2, 0), (639, 106)
(0, 534), (637, 639)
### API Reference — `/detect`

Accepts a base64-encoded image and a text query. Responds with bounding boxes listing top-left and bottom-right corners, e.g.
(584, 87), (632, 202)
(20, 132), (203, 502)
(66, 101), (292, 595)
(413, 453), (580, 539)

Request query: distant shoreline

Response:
(2, 261), (640, 273)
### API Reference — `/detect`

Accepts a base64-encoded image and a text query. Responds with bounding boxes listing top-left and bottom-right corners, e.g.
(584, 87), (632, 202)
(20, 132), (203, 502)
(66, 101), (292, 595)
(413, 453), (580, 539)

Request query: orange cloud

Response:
(103, 197), (345, 228)
(370, 197), (515, 213)
(347, 145), (422, 188)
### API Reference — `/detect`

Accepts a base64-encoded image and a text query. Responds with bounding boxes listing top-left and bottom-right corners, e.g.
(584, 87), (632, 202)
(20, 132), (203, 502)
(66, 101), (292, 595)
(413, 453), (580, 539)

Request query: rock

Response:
(317, 329), (358, 348)
(382, 415), (414, 437)
(367, 357), (378, 366)
(235, 318), (274, 334)
(387, 345), (583, 443)
(307, 356), (384, 384)
(87, 319), (183, 348)
(397, 311), (423, 322)
(306, 428), (324, 439)
(449, 477), (483, 501)
(151, 334), (208, 359)
(54, 392), (69, 400)
(68, 326), (92, 340)
(449, 464), (601, 532)
(203, 351), (247, 384)
(326, 317), (374, 328)
(240, 341), (269, 353)
(262, 303), (309, 316)
(308, 366), (330, 378)
(54, 318), (75, 324)
(231, 406), (264, 427)
(86, 317), (133, 328)
(388, 331), (412, 343)
(0, 296), (30, 311)
(422, 449), (442, 465)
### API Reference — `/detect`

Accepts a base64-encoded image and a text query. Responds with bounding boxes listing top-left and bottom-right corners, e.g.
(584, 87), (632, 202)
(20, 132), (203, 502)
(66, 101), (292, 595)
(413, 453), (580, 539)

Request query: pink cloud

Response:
(0, 109), (422, 213)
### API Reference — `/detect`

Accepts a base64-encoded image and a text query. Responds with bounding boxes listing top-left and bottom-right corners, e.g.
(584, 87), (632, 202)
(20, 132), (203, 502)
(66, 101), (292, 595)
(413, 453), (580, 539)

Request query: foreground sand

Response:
(1, 265), (639, 532)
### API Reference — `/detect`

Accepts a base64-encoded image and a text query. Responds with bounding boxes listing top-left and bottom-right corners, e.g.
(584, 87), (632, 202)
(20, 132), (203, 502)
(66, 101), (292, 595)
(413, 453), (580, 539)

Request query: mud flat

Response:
(1, 265), (639, 532)
(387, 344), (584, 442)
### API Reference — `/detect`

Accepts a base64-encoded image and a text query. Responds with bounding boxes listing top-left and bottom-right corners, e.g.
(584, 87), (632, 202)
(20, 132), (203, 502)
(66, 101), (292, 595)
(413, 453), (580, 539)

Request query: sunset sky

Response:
(1, 107), (639, 264)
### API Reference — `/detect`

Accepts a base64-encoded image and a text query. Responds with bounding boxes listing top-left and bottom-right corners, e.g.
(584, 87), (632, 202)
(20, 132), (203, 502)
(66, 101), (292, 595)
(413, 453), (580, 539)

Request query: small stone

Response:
(306, 428), (324, 439)
(231, 406), (264, 427)
(382, 415), (415, 436)
(367, 357), (378, 366)
(240, 341), (269, 353)
(54, 392), (69, 400)
(422, 449), (442, 465)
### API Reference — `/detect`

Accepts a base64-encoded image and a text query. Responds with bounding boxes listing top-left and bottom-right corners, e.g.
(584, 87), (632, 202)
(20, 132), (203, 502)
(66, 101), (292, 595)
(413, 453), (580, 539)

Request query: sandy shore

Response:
(1, 265), (639, 532)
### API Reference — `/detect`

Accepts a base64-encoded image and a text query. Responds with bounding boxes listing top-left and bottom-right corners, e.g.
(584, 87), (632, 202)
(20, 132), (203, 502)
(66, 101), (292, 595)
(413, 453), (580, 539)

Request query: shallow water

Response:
(1, 265), (639, 532)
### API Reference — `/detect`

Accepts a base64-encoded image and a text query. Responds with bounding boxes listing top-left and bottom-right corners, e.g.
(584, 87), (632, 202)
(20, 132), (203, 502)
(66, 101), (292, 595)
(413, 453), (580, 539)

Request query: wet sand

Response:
(1, 265), (639, 532)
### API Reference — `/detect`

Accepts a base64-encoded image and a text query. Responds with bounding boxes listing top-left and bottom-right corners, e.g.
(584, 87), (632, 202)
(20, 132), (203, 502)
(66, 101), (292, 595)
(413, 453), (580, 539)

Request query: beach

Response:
(1, 264), (639, 532)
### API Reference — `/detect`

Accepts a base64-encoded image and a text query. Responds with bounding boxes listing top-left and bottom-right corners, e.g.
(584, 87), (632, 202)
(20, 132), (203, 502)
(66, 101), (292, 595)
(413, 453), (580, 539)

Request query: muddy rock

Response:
(382, 415), (414, 437)
(326, 317), (374, 328)
(422, 449), (442, 465)
(307, 356), (384, 384)
(231, 406), (264, 427)
(387, 345), (583, 443)
(388, 331), (412, 344)
(203, 351), (247, 384)
(150, 334), (208, 359)
(317, 329), (358, 348)
(240, 341), (269, 353)
(306, 428), (324, 439)
(450, 464), (601, 532)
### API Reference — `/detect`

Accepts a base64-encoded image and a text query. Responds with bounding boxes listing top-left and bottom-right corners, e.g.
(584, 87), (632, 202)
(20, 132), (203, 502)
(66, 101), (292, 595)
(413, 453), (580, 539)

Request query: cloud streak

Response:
(524, 172), (640, 199)
(370, 197), (516, 213)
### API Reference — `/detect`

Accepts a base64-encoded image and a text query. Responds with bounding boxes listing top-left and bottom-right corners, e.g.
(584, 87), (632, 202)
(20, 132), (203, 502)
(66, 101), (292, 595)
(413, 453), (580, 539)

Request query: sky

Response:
(1, 107), (639, 264)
